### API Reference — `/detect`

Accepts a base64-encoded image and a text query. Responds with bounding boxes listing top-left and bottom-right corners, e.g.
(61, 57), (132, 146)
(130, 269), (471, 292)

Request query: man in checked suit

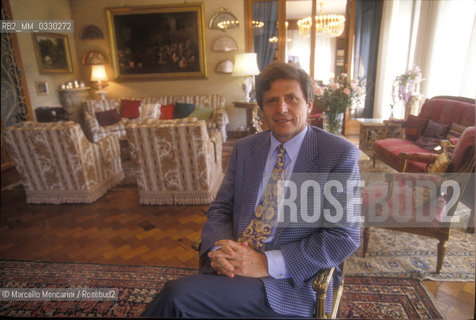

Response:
(143, 61), (361, 318)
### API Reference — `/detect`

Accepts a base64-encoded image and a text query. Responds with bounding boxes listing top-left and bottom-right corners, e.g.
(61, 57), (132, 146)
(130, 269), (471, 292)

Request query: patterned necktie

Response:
(239, 144), (286, 252)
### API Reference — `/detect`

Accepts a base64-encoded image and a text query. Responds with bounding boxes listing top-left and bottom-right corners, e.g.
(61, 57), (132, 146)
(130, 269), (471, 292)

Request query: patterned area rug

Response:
(0, 260), (443, 318)
(347, 227), (475, 281)
(340, 276), (443, 319)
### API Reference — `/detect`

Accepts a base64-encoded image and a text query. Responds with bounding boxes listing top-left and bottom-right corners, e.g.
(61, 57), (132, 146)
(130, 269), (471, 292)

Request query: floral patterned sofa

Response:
(3, 121), (124, 204)
(125, 118), (224, 205)
(83, 95), (228, 143)
(373, 96), (475, 172)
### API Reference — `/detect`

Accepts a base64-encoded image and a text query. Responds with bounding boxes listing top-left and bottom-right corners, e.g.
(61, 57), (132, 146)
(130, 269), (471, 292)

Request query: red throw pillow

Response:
(120, 99), (141, 119)
(404, 115), (428, 141)
(95, 109), (121, 126)
(160, 104), (175, 120)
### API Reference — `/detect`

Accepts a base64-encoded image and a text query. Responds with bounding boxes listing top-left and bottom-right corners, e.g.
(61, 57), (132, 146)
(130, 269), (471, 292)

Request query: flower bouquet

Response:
(390, 66), (423, 118)
(314, 73), (363, 134)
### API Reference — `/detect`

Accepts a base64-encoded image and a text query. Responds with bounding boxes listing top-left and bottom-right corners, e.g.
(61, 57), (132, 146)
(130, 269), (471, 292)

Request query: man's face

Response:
(262, 79), (312, 143)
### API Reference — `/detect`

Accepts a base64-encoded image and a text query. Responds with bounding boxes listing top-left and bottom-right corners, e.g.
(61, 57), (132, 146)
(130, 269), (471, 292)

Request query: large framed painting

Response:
(32, 33), (73, 73)
(106, 3), (207, 81)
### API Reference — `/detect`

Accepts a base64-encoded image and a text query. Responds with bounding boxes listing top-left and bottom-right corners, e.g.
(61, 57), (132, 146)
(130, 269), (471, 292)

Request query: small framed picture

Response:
(32, 33), (73, 73)
(35, 80), (49, 95)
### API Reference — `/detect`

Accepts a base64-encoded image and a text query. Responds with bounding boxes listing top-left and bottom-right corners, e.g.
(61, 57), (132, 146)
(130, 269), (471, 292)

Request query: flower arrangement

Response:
(313, 73), (363, 115)
(313, 74), (363, 134)
(390, 66), (423, 117)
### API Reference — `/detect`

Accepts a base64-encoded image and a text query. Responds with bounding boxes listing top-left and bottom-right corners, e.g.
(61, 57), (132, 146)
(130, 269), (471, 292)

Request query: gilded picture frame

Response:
(106, 3), (207, 81)
(32, 33), (73, 74)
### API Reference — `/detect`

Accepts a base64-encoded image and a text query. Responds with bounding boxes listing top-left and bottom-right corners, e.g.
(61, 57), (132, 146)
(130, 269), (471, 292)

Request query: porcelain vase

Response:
(323, 112), (344, 135)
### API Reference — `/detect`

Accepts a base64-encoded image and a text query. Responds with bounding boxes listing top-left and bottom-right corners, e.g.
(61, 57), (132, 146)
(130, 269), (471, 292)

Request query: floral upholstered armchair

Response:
(3, 121), (124, 204)
(125, 118), (224, 205)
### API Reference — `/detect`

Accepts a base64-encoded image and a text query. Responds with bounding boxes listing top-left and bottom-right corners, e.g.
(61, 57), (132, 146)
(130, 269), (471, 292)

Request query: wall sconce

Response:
(232, 53), (260, 102)
(90, 65), (109, 100)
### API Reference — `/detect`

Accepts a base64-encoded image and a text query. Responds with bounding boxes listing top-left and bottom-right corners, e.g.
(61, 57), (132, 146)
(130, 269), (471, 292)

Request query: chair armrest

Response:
(312, 267), (335, 319)
(95, 135), (121, 169)
(84, 112), (100, 142)
(191, 237), (202, 252)
(209, 130), (223, 166)
(398, 152), (439, 164)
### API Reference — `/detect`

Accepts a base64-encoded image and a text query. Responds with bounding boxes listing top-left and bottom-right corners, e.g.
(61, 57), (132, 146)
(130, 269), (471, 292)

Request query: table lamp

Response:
(232, 53), (260, 102)
(90, 64), (108, 100)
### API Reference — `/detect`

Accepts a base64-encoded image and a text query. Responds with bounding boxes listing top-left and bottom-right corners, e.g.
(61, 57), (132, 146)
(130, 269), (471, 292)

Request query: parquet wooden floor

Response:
(0, 136), (474, 319)
(0, 188), (207, 268)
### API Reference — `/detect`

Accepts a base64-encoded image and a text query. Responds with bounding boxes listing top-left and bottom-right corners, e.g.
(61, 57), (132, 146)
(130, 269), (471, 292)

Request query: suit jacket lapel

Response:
(238, 132), (270, 234)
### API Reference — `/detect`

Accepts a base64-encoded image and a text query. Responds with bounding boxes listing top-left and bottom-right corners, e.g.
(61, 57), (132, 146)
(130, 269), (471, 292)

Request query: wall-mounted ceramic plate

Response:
(215, 60), (234, 73)
(212, 36), (238, 52)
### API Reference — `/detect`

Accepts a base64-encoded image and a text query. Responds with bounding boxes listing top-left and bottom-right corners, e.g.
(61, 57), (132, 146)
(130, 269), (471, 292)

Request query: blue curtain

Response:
(253, 1), (278, 71)
(353, 0), (383, 118)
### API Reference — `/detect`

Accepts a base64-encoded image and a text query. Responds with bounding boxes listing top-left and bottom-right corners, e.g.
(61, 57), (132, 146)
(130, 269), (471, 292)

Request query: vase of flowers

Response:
(390, 66), (423, 119)
(314, 73), (363, 135)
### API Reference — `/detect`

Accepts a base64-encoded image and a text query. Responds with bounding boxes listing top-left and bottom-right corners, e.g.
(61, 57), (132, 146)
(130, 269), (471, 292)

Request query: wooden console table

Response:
(233, 101), (262, 135)
(357, 118), (403, 156)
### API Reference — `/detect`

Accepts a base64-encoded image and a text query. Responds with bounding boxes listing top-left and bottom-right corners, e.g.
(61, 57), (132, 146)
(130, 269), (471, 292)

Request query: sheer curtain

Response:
(374, 0), (476, 119)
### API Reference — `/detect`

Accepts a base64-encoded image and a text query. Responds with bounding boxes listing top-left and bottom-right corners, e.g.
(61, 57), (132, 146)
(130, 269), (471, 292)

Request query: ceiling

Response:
(286, 0), (347, 19)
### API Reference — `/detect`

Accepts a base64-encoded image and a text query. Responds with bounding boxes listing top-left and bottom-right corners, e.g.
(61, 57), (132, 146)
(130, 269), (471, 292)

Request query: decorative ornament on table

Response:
(390, 66), (423, 119)
(314, 73), (363, 135)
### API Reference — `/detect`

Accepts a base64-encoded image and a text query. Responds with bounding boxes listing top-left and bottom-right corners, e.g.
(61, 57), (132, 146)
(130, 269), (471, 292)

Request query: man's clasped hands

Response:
(208, 240), (270, 279)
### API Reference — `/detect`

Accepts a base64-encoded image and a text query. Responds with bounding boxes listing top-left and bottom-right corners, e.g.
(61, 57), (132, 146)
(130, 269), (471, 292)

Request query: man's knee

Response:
(143, 278), (194, 317)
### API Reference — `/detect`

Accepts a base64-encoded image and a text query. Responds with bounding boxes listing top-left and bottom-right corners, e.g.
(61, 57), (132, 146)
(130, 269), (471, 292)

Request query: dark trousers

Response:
(141, 273), (291, 318)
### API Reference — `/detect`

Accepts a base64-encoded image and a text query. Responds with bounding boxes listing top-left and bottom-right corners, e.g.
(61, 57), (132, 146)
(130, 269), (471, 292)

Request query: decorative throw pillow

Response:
(187, 105), (214, 121)
(139, 103), (161, 119)
(446, 122), (466, 141)
(174, 102), (195, 119)
(120, 99), (141, 119)
(160, 104), (175, 120)
(427, 152), (451, 173)
(421, 120), (450, 139)
(414, 120), (450, 151)
(95, 109), (121, 126)
(404, 115), (428, 141)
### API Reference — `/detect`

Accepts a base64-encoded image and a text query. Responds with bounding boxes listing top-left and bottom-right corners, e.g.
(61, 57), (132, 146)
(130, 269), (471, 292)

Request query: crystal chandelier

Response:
(297, 1), (345, 37)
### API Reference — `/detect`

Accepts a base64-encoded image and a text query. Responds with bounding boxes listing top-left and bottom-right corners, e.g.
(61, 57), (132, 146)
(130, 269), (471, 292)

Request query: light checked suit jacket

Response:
(200, 126), (361, 317)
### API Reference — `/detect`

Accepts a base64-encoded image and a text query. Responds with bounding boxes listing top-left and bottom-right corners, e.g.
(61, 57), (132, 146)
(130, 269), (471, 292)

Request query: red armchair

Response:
(308, 101), (323, 128)
(362, 126), (475, 273)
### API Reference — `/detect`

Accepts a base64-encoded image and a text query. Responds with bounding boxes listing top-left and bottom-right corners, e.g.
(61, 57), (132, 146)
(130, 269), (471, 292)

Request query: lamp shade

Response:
(232, 53), (260, 76)
(90, 65), (108, 82)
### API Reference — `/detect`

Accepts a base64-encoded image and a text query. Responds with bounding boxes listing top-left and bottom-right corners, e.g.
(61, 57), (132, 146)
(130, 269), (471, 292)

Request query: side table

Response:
(233, 101), (262, 135)
(357, 118), (403, 156)
(357, 118), (386, 156)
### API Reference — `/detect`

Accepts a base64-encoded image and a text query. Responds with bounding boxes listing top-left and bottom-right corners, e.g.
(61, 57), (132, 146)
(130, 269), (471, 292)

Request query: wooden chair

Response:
(361, 126), (475, 274)
(191, 238), (344, 319)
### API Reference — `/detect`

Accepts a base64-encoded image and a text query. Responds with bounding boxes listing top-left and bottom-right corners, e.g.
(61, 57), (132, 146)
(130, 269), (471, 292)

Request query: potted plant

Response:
(314, 74), (363, 135)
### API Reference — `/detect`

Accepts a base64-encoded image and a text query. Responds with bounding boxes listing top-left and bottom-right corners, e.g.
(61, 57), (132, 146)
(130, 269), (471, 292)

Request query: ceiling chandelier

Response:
(297, 1), (345, 37)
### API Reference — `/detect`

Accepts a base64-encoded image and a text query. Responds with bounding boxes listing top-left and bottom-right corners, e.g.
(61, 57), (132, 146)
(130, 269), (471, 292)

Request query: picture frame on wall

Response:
(35, 80), (49, 95)
(106, 4), (207, 81)
(32, 33), (73, 73)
